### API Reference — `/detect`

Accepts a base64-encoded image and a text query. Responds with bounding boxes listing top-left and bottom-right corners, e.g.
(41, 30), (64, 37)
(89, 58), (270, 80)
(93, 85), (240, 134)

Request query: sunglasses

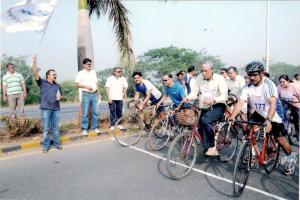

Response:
(116, 71), (122, 73)
(162, 79), (168, 82)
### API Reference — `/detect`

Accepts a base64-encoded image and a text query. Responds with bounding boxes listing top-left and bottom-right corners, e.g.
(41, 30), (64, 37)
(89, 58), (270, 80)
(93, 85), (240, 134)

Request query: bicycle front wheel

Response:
(166, 130), (198, 180)
(217, 122), (238, 163)
(113, 113), (143, 147)
(233, 141), (252, 197)
(148, 117), (170, 151)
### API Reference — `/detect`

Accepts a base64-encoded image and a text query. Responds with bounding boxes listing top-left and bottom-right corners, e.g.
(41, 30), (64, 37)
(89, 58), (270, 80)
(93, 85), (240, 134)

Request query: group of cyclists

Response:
(131, 60), (299, 176)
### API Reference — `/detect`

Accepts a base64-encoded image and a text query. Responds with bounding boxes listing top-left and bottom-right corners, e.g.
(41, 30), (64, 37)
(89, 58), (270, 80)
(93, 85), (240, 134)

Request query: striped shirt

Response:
(2, 72), (25, 95)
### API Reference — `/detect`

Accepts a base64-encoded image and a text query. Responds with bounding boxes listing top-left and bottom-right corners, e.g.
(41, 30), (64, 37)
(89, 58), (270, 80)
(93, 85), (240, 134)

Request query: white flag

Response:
(1, 0), (58, 33)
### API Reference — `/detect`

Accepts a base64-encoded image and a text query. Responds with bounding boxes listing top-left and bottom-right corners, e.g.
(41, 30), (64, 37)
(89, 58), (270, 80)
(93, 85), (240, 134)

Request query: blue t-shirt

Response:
(36, 78), (62, 111)
(165, 83), (186, 106)
(135, 80), (162, 103)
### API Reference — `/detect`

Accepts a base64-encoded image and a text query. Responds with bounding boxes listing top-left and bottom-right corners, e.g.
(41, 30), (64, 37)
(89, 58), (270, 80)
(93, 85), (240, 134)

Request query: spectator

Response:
(75, 58), (101, 136)
(105, 67), (128, 130)
(2, 63), (27, 119)
(31, 55), (63, 153)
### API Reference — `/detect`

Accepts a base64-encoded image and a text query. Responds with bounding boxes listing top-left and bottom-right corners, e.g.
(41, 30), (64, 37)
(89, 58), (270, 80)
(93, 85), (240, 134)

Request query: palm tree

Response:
(77, 0), (135, 71)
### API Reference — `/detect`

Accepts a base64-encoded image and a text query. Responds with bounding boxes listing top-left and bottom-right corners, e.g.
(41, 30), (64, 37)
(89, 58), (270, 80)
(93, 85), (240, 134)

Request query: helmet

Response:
(245, 61), (264, 74)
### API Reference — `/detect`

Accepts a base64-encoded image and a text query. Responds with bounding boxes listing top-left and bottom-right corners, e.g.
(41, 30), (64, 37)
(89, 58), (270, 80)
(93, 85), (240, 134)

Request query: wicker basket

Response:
(175, 108), (198, 126)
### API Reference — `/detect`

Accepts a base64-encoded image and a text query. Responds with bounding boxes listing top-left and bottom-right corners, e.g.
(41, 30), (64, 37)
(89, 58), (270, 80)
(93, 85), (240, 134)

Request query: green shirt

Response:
(2, 72), (24, 95)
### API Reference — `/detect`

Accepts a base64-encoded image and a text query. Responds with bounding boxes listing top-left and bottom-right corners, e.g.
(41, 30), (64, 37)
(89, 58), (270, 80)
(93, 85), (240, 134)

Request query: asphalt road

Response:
(0, 137), (298, 200)
(0, 103), (110, 124)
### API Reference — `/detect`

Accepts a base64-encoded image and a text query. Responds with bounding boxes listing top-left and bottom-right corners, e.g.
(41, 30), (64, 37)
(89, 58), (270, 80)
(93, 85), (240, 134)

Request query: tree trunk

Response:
(77, 0), (94, 71)
(77, 0), (94, 129)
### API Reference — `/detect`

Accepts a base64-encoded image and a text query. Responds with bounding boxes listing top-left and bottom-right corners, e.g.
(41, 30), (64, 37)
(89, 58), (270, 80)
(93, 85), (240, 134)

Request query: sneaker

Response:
(283, 153), (297, 176)
(43, 148), (49, 153)
(93, 128), (100, 134)
(205, 146), (219, 156)
(54, 145), (63, 150)
(82, 130), (88, 136)
(117, 125), (125, 130)
(110, 126), (115, 131)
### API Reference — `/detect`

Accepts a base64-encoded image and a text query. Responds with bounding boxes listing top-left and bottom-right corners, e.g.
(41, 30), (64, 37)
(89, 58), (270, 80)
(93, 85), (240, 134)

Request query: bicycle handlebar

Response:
(233, 120), (265, 126)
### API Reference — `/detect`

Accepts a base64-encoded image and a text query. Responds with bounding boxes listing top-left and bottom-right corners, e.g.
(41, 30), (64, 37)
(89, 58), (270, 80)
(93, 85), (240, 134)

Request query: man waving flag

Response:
(1, 0), (58, 33)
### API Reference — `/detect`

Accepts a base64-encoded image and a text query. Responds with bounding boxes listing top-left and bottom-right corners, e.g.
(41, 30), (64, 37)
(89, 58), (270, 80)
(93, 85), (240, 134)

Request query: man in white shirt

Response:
(184, 66), (197, 96)
(190, 61), (228, 156)
(105, 67), (128, 130)
(75, 58), (101, 136)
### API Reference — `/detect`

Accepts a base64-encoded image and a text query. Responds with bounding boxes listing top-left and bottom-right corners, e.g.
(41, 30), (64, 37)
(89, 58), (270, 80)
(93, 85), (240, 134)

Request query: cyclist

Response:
(230, 61), (297, 175)
(156, 74), (188, 110)
(132, 72), (164, 127)
(190, 61), (228, 156)
(277, 74), (300, 141)
(184, 65), (197, 96)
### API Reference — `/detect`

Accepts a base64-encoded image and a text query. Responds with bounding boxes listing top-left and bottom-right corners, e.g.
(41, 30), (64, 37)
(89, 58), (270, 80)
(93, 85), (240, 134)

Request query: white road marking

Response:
(128, 143), (287, 200)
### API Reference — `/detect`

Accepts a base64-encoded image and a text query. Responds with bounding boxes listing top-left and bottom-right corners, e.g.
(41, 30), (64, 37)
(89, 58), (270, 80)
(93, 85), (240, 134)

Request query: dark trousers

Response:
(199, 103), (226, 148)
(109, 100), (123, 126)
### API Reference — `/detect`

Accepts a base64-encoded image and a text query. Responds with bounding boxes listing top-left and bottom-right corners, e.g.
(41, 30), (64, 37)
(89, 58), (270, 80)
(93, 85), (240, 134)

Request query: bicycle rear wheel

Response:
(233, 141), (252, 197)
(113, 113), (143, 147)
(166, 130), (198, 180)
(264, 135), (280, 174)
(148, 117), (170, 150)
(217, 122), (238, 163)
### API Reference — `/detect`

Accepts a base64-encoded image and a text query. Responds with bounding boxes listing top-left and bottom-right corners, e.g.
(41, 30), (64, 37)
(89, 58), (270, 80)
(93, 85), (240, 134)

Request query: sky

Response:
(1, 0), (300, 81)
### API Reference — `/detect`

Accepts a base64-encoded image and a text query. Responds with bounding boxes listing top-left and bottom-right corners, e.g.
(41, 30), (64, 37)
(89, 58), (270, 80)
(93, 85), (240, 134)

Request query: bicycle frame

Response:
(246, 125), (277, 166)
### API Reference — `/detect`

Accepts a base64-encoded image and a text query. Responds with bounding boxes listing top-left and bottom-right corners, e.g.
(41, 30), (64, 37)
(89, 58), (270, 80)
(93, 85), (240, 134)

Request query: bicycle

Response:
(148, 103), (182, 151)
(281, 98), (299, 145)
(166, 107), (238, 180)
(113, 100), (161, 147)
(232, 120), (280, 197)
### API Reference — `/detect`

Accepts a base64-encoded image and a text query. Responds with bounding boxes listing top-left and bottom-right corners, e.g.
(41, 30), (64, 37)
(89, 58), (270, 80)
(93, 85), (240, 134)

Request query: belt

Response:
(82, 91), (97, 94)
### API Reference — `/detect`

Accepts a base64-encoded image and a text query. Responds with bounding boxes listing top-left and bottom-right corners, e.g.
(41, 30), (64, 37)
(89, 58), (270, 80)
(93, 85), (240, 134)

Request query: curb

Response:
(0, 130), (112, 156)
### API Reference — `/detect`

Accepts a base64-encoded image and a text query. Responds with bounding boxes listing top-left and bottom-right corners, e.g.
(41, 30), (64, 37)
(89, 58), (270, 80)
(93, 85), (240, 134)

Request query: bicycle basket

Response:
(175, 108), (198, 126)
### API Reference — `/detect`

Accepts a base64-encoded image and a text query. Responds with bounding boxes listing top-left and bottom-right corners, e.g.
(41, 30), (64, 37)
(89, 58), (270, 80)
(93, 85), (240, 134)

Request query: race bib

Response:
(201, 91), (214, 105)
(252, 96), (266, 111)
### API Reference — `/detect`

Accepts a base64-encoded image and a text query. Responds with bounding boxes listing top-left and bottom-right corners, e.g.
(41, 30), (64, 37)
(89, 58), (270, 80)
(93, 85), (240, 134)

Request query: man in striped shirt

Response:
(2, 63), (27, 118)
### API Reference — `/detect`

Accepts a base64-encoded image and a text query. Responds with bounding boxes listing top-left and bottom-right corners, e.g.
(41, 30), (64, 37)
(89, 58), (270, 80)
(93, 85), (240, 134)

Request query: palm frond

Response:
(87, 0), (135, 70)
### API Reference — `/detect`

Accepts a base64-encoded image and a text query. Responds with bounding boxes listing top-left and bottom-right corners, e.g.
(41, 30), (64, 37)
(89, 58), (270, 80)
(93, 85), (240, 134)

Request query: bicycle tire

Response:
(217, 123), (238, 163)
(166, 130), (198, 180)
(148, 117), (171, 151)
(264, 135), (280, 174)
(233, 141), (252, 197)
(113, 113), (143, 147)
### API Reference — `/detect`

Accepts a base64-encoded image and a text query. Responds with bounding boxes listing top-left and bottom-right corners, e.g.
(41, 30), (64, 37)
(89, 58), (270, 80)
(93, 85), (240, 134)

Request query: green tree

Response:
(96, 46), (226, 98)
(269, 62), (300, 84)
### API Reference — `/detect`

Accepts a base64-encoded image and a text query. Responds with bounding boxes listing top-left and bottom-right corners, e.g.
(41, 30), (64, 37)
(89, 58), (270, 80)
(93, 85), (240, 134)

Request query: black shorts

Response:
(249, 112), (286, 139)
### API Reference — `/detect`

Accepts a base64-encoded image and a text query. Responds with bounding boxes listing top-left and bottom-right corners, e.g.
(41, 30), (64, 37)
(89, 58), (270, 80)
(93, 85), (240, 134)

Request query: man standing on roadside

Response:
(105, 67), (128, 130)
(2, 63), (27, 119)
(31, 55), (63, 153)
(75, 58), (101, 136)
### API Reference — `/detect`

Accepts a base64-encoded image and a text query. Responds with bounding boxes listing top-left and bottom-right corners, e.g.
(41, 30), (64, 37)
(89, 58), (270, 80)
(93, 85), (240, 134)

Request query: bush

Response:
(0, 117), (42, 138)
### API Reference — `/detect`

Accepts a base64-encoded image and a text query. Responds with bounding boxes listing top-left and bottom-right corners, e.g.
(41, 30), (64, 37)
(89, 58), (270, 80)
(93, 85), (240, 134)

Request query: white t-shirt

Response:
(240, 77), (282, 123)
(105, 75), (128, 100)
(227, 75), (246, 97)
(75, 69), (98, 92)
